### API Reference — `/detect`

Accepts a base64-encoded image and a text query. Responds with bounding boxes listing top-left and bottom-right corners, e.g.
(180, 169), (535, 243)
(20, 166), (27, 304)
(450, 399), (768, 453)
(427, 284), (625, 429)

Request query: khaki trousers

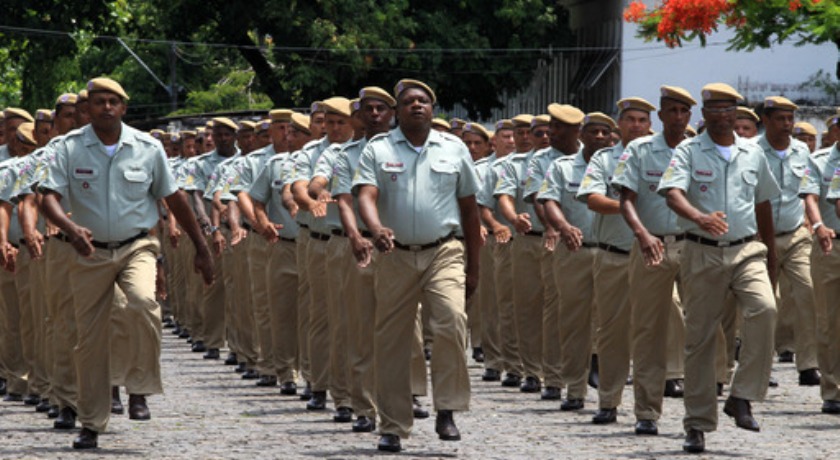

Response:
(46, 239), (78, 410)
(629, 239), (684, 421)
(479, 239), (501, 371)
(326, 235), (351, 408)
(411, 305), (429, 397)
(15, 251), (38, 396)
(812, 241), (840, 401)
(774, 275), (796, 354)
(70, 236), (163, 433)
(347, 243), (377, 417)
(374, 240), (470, 439)
(307, 236), (331, 393)
(296, 232), (312, 382)
(541, 248), (563, 388)
(266, 238), (299, 383)
(554, 245), (597, 400)
(0, 258), (26, 395)
(511, 235), (545, 379)
(182, 241), (201, 336)
(666, 286), (686, 380)
(472, 240), (493, 350)
(232, 237), (258, 367)
(202, 234), (226, 349)
(221, 231), (237, 355)
(250, 233), (274, 376)
(30, 254), (49, 398)
(773, 227), (817, 371)
(493, 240), (522, 375)
(681, 241), (776, 432)
(593, 249), (631, 409)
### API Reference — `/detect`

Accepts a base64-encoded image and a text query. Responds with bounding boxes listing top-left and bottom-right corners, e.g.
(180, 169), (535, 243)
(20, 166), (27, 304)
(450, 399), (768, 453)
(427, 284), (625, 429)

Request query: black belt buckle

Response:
(92, 231), (148, 250)
(330, 229), (347, 237)
(394, 232), (454, 252)
(309, 231), (330, 241)
(597, 242), (629, 255)
(654, 233), (685, 244)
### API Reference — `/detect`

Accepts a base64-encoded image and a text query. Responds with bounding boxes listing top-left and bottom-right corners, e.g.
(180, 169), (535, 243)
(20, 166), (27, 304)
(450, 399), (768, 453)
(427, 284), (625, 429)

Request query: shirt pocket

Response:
(123, 169), (151, 200)
(380, 162), (407, 191)
(430, 161), (459, 191)
(741, 169), (758, 201)
(71, 167), (101, 196)
(690, 169), (716, 198)
(642, 170), (664, 194)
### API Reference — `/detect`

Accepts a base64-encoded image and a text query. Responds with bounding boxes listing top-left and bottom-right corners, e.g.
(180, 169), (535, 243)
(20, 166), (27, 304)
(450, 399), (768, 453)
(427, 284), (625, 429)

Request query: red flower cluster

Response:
(624, 0), (735, 47)
(623, 1), (647, 22)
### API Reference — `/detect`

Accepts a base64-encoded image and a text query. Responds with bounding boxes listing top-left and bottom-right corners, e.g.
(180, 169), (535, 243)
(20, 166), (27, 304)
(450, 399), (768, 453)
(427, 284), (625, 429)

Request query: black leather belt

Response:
(686, 233), (755, 248)
(279, 236), (296, 243)
(394, 233), (455, 252)
(50, 233), (71, 243)
(242, 221), (254, 232)
(299, 223), (309, 229)
(330, 229), (373, 238)
(525, 230), (544, 237)
(309, 231), (331, 241)
(775, 228), (798, 237)
(597, 242), (630, 255)
(581, 242), (598, 248)
(92, 232), (149, 250)
(653, 233), (686, 243)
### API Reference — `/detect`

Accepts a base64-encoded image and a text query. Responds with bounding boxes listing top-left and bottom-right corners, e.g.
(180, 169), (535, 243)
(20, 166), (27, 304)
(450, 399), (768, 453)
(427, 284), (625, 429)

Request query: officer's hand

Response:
(230, 227), (248, 247)
(310, 200), (328, 218)
(479, 226), (488, 246)
(198, 216), (212, 235)
(638, 231), (665, 266)
(258, 222), (279, 244)
(168, 225), (182, 249)
(513, 213), (532, 234)
(24, 230), (44, 260)
(372, 227), (395, 253)
(194, 247), (215, 286)
(156, 261), (168, 301)
(3, 242), (17, 273)
(350, 234), (373, 268)
(317, 189), (335, 204)
(212, 231), (226, 256)
(69, 225), (95, 257)
(559, 224), (583, 251)
(45, 223), (60, 238)
(543, 227), (559, 252)
(465, 268), (479, 300)
(696, 211), (728, 236)
(493, 224), (512, 244)
(816, 225), (834, 255)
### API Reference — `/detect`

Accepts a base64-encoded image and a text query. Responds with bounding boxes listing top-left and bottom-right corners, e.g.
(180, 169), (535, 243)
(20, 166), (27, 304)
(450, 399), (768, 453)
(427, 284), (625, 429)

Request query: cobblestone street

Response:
(2, 330), (837, 459)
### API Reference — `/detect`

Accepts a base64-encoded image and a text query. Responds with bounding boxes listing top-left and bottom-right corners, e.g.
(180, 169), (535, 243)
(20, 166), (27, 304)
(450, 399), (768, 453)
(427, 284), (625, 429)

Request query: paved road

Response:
(1, 330), (837, 459)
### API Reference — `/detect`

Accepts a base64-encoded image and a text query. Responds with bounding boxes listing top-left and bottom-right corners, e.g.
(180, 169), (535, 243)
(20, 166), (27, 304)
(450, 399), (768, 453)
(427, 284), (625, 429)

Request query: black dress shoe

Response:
(435, 410), (461, 441)
(799, 368), (821, 386)
(424, 346), (432, 361)
(717, 383), (724, 396)
(0, 378), (6, 395)
(234, 362), (247, 373)
(47, 405), (60, 418)
(683, 429), (705, 453)
(822, 400), (840, 414)
(128, 394), (151, 420)
(111, 395), (124, 415)
(520, 376), (541, 393)
(306, 391), (327, 410)
(203, 348), (220, 359)
(635, 419), (658, 435)
(72, 427), (98, 449)
(472, 347), (485, 363)
(241, 369), (259, 380)
(162, 317), (175, 328)
(560, 398), (584, 411)
(299, 382), (312, 401)
(592, 408), (617, 424)
(224, 353), (238, 365)
(588, 354), (600, 389)
(3, 393), (22, 402)
(333, 406), (353, 423)
(413, 396), (430, 419)
(378, 434), (401, 452)
(23, 394), (41, 406)
(768, 375), (779, 387)
(482, 368), (501, 382)
(171, 324), (182, 335)
(541, 386), (562, 400)
(191, 340), (206, 352)
(778, 350), (794, 363)
(54, 407), (77, 429)
(352, 415), (375, 432)
(35, 399), (51, 412)
(723, 396), (760, 431)
(664, 379), (685, 398)
(179, 329), (191, 339)
(256, 375), (277, 386)
(501, 373), (522, 388)
(280, 381), (297, 395)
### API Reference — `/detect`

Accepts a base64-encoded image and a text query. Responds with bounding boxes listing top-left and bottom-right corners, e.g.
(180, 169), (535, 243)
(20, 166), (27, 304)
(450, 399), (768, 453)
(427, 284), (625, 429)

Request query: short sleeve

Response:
(753, 153), (781, 204)
(351, 143), (379, 194)
(150, 148), (179, 200)
(798, 157), (822, 198)
(611, 145), (641, 193)
(657, 146), (692, 196)
(536, 160), (563, 204)
(576, 151), (609, 203)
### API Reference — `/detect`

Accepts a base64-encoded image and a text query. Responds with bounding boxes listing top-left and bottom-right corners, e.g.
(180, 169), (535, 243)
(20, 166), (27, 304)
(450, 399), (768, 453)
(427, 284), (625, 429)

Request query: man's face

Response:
(237, 130), (256, 154)
(762, 110), (794, 139)
(548, 119), (581, 152)
(309, 112), (326, 138)
(658, 99), (691, 134)
(450, 128), (463, 138)
(183, 137), (197, 157)
(270, 121), (288, 148)
(325, 112), (353, 144)
(617, 109), (651, 144)
(75, 101), (90, 126)
(463, 132), (491, 162)
(531, 125), (550, 150)
(54, 105), (77, 135)
(203, 134), (215, 153)
(4, 118), (25, 146)
(700, 101), (739, 138)
(256, 130), (271, 148)
(171, 142), (183, 158)
(87, 92), (126, 132)
(360, 99), (394, 136)
(581, 124), (612, 152)
(494, 129), (515, 155)
(287, 128), (311, 151)
(396, 88), (433, 131)
(34, 121), (52, 147)
(513, 126), (533, 152)
(794, 133), (816, 153)
(212, 126), (236, 155)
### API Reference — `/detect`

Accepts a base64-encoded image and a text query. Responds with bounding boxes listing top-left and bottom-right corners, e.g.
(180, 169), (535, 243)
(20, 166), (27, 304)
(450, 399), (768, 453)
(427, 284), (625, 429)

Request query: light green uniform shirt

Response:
(312, 142), (348, 231)
(577, 142), (634, 251)
(799, 146), (840, 231)
(476, 155), (514, 231)
(248, 153), (300, 239)
(43, 123), (178, 242)
(536, 149), (596, 244)
(657, 131), (781, 242)
(0, 145), (10, 162)
(756, 135), (810, 233)
(230, 145), (276, 195)
(326, 137), (369, 232)
(496, 149), (555, 233)
(611, 133), (683, 236)
(352, 127), (480, 245)
(185, 149), (240, 215)
(0, 158), (26, 243)
(290, 136), (332, 234)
